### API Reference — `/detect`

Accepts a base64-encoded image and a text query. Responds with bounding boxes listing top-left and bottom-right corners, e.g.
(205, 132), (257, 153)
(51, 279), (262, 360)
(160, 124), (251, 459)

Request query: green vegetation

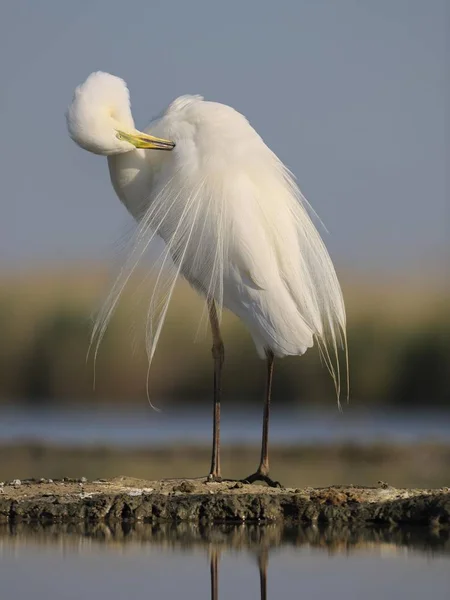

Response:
(0, 267), (448, 407)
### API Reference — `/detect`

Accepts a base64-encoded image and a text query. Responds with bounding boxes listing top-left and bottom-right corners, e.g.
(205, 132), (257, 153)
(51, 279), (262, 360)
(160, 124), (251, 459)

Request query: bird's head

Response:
(66, 71), (175, 156)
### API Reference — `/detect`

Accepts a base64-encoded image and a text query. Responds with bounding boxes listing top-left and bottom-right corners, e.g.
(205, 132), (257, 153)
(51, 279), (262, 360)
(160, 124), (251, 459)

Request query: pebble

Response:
(11, 479), (21, 486)
(179, 481), (196, 493)
(171, 481), (197, 494)
(79, 477), (87, 484)
(378, 480), (390, 489)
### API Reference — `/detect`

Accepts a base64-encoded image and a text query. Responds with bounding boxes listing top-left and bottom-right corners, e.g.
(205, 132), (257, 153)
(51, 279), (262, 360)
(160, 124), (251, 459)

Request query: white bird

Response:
(66, 71), (348, 486)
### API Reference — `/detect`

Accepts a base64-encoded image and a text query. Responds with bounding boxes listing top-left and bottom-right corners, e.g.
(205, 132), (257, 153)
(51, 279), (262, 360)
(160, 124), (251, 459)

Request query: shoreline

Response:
(1, 477), (449, 526)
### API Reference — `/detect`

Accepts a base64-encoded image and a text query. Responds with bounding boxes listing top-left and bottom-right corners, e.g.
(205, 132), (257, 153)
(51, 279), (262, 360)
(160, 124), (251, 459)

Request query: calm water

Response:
(0, 524), (448, 599)
(2, 408), (448, 597)
(1, 406), (449, 446)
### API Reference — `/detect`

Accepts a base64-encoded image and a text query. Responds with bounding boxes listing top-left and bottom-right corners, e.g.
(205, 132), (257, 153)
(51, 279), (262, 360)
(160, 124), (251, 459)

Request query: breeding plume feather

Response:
(67, 71), (348, 484)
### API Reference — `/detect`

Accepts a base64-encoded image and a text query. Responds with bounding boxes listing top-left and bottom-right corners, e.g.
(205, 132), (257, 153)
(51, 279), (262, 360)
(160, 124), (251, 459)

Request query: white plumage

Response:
(67, 71), (347, 396)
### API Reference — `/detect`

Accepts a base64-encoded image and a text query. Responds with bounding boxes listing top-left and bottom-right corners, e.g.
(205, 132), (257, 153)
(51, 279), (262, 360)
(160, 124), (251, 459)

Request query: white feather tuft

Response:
(87, 92), (348, 404)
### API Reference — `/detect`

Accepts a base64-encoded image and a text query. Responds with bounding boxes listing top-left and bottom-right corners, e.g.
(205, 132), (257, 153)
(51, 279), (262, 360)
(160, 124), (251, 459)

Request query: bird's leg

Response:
(242, 350), (281, 487)
(207, 299), (224, 483)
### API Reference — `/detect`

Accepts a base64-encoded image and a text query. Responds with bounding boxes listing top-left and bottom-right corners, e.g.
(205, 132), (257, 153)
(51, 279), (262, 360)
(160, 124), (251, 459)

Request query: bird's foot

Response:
(206, 473), (223, 484)
(241, 471), (282, 488)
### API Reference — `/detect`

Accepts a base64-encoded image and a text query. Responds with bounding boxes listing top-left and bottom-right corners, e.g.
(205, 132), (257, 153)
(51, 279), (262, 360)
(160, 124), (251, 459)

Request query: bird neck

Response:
(107, 150), (153, 221)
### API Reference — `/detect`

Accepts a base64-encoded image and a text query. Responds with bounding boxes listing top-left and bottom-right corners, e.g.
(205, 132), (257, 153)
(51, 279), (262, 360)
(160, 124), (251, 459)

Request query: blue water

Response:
(0, 527), (448, 599)
(0, 405), (449, 447)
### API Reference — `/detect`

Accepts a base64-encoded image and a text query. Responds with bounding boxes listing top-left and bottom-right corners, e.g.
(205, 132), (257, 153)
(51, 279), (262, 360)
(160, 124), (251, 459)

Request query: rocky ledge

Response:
(0, 477), (449, 527)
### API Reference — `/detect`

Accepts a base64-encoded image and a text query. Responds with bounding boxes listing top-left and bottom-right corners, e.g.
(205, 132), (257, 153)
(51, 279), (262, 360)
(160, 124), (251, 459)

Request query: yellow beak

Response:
(116, 130), (175, 151)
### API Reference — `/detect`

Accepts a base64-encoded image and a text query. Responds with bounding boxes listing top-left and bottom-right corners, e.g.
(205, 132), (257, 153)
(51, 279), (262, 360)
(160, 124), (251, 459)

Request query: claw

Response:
(241, 472), (282, 488)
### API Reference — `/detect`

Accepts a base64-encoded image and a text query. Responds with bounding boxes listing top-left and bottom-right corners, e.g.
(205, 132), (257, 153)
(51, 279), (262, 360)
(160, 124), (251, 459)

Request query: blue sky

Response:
(0, 0), (447, 274)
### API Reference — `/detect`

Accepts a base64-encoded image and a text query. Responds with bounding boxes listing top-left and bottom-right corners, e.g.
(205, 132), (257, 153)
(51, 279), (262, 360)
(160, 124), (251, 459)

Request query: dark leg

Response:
(242, 350), (281, 487)
(210, 549), (219, 600)
(207, 300), (224, 482)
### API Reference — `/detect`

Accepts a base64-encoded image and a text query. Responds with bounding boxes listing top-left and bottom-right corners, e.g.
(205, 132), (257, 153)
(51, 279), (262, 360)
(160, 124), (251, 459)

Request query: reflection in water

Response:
(0, 522), (448, 599)
(201, 524), (448, 600)
(210, 548), (268, 600)
(2, 521), (448, 554)
(258, 550), (268, 600)
(210, 548), (219, 600)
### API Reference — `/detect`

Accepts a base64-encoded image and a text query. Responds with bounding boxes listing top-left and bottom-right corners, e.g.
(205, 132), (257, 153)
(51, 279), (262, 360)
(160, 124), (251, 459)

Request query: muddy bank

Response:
(0, 477), (449, 527)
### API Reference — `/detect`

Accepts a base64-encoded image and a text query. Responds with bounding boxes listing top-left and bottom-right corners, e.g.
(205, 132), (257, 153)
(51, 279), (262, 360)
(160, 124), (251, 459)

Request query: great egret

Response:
(66, 71), (347, 486)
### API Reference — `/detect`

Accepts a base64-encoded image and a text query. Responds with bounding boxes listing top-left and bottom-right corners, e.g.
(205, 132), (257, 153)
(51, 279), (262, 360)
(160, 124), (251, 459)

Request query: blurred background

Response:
(0, 0), (448, 487)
